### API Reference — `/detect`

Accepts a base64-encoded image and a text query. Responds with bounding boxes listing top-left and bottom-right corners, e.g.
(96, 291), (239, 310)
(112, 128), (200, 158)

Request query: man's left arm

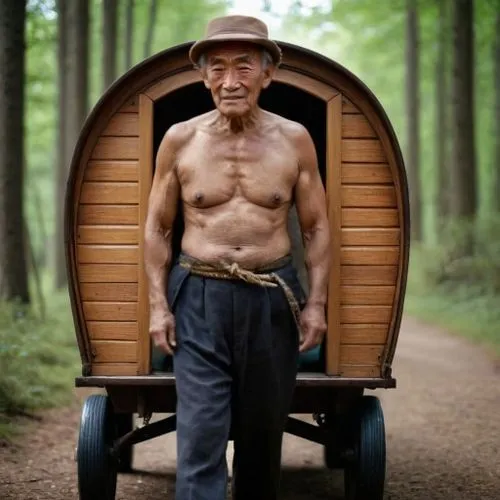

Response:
(292, 125), (331, 352)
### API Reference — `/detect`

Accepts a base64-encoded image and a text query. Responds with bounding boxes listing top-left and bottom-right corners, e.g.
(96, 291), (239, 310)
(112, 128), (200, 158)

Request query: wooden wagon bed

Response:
(66, 41), (409, 388)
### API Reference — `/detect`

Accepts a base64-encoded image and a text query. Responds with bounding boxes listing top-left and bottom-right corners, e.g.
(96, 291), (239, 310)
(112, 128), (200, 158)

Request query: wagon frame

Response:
(67, 41), (410, 500)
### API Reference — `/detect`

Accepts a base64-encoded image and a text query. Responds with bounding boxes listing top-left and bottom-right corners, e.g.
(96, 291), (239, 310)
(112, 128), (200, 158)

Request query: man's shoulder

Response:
(263, 110), (311, 143)
(161, 111), (216, 150)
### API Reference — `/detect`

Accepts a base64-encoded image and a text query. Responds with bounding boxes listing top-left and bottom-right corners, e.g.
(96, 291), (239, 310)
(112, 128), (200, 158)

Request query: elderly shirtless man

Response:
(144, 15), (330, 500)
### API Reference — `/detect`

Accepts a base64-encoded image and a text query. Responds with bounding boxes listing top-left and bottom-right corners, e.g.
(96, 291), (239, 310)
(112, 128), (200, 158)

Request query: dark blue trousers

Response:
(167, 254), (306, 500)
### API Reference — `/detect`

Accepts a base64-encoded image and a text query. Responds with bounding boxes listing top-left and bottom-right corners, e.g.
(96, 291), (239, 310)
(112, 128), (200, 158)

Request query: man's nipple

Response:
(194, 192), (204, 204)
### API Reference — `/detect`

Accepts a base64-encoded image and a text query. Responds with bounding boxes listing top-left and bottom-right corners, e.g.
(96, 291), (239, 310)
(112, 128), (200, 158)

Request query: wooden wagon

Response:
(67, 41), (409, 500)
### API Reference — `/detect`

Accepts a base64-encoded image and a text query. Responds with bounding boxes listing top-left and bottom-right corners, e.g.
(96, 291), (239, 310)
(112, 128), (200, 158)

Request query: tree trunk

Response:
(125, 0), (134, 70)
(450, 0), (476, 220)
(494, 6), (500, 212)
(103, 0), (118, 90)
(144, 0), (158, 59)
(55, 0), (89, 289)
(0, 0), (30, 303)
(405, 0), (422, 241)
(436, 0), (449, 226)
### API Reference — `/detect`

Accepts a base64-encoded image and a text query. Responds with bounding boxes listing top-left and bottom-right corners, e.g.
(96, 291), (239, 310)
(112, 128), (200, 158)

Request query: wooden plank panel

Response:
(342, 139), (386, 163)
(91, 137), (139, 160)
(340, 324), (388, 344)
(78, 205), (139, 225)
(101, 113), (139, 136)
(341, 228), (400, 246)
(342, 208), (399, 227)
(85, 161), (139, 182)
(341, 246), (399, 265)
(77, 245), (138, 264)
(340, 344), (384, 365)
(341, 285), (395, 305)
(342, 185), (397, 208)
(341, 163), (392, 184)
(342, 114), (376, 138)
(341, 305), (393, 324)
(77, 225), (139, 244)
(341, 265), (398, 285)
(342, 97), (361, 114)
(119, 95), (139, 113)
(83, 301), (137, 321)
(88, 321), (138, 340)
(325, 94), (342, 376)
(81, 282), (138, 301)
(276, 68), (338, 100)
(92, 340), (137, 363)
(92, 363), (138, 376)
(137, 94), (154, 375)
(78, 264), (137, 283)
(80, 182), (139, 204)
(339, 365), (380, 377)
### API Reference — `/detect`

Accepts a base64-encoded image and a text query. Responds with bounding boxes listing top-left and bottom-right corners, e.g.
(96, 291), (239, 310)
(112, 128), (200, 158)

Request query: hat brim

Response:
(189, 34), (282, 66)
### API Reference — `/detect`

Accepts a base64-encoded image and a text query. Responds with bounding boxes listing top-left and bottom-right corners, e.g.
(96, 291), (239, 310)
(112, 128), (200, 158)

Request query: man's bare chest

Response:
(176, 134), (298, 208)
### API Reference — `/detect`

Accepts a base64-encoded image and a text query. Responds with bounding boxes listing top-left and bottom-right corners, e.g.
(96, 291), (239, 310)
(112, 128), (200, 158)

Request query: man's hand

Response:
(299, 303), (327, 353)
(149, 307), (176, 355)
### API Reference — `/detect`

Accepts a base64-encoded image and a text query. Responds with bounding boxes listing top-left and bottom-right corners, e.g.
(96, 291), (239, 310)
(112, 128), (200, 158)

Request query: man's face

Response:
(201, 42), (274, 118)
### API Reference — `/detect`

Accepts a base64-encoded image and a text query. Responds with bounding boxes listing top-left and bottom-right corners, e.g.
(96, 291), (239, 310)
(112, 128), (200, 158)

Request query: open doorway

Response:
(151, 80), (327, 373)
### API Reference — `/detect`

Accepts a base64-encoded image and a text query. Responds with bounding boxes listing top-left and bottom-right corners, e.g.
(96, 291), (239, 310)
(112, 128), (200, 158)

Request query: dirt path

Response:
(1, 316), (499, 500)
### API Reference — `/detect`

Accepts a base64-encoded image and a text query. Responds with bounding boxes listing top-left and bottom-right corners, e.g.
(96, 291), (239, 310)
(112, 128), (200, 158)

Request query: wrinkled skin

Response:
(144, 42), (330, 355)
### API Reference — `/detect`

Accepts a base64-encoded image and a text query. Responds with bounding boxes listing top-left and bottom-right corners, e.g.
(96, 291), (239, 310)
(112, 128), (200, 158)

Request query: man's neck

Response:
(215, 107), (262, 134)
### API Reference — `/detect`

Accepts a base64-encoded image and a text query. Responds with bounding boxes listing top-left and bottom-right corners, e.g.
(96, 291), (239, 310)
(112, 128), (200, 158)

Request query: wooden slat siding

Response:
(92, 363), (138, 376)
(341, 305), (392, 324)
(91, 137), (140, 160)
(101, 113), (139, 136)
(81, 283), (138, 302)
(325, 94), (342, 376)
(77, 225), (139, 244)
(119, 95), (139, 113)
(77, 245), (138, 264)
(342, 286), (395, 305)
(85, 161), (139, 182)
(92, 340), (137, 363)
(88, 321), (138, 340)
(144, 70), (201, 101)
(340, 324), (388, 344)
(80, 182), (139, 204)
(78, 205), (139, 225)
(340, 344), (384, 365)
(137, 94), (154, 375)
(341, 246), (399, 266)
(83, 301), (138, 321)
(342, 139), (385, 163)
(342, 97), (361, 114)
(342, 208), (398, 227)
(341, 265), (398, 285)
(342, 185), (397, 208)
(342, 114), (376, 138)
(341, 228), (400, 246)
(341, 163), (392, 184)
(79, 264), (137, 282)
(339, 366), (380, 377)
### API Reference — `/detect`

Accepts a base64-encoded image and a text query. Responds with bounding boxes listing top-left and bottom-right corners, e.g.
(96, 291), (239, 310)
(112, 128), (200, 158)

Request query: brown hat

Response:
(189, 15), (282, 66)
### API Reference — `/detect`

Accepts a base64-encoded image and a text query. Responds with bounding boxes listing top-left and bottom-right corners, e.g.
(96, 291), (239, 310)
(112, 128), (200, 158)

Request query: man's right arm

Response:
(144, 125), (186, 352)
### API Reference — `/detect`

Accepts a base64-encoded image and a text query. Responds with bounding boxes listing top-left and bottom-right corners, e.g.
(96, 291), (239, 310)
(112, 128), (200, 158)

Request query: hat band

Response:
(208, 27), (268, 38)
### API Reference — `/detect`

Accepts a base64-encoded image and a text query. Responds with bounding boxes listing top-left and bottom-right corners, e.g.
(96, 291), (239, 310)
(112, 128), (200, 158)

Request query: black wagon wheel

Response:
(115, 413), (134, 473)
(77, 394), (118, 500)
(344, 395), (386, 500)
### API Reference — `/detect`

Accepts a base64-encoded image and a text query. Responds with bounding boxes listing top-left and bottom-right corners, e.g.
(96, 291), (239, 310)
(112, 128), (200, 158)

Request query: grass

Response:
(0, 277), (80, 441)
(404, 243), (500, 358)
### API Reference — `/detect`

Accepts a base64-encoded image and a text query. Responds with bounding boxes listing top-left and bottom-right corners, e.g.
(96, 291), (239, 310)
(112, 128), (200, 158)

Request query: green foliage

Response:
(405, 216), (500, 355)
(0, 289), (79, 440)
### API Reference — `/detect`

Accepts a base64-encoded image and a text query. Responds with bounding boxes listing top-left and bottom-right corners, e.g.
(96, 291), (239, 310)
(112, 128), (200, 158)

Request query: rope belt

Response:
(178, 255), (304, 342)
